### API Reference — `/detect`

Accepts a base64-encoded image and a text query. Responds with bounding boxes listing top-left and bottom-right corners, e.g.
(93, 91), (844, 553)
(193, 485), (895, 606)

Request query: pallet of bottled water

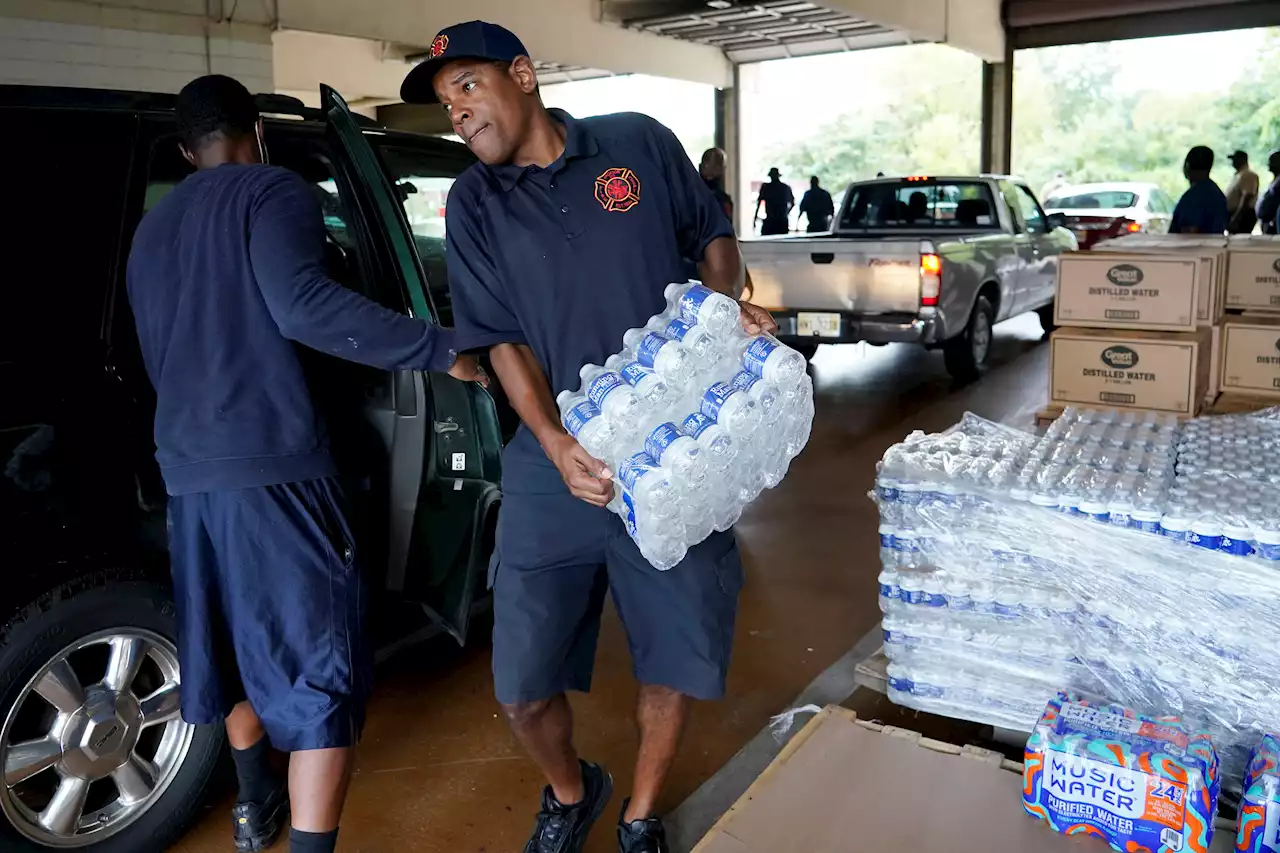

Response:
(557, 282), (814, 570)
(874, 405), (1280, 785)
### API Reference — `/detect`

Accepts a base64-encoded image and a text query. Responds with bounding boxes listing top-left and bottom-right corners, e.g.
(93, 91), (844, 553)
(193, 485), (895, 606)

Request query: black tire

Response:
(0, 573), (226, 853)
(943, 295), (995, 382)
(1036, 301), (1057, 338)
(790, 341), (820, 361)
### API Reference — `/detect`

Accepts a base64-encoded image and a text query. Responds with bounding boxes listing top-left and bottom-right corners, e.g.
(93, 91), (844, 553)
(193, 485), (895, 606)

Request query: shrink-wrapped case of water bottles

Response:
(556, 282), (814, 570)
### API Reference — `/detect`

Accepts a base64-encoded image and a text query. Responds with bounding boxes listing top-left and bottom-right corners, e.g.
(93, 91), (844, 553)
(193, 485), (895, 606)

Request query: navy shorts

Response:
(491, 448), (744, 705)
(167, 477), (370, 752)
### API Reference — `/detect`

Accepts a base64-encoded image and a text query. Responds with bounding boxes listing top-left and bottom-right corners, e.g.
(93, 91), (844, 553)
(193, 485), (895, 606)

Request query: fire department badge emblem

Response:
(429, 34), (449, 58)
(594, 167), (641, 212)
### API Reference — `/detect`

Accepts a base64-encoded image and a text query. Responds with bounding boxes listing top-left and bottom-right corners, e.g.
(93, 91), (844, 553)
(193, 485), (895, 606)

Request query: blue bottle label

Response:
(620, 361), (653, 386)
(562, 401), (601, 438)
(1189, 532), (1223, 551)
(664, 319), (692, 341)
(878, 581), (899, 598)
(618, 452), (658, 491)
(883, 629), (907, 645)
(621, 490), (638, 539)
(887, 675), (913, 692)
(742, 337), (779, 377)
(700, 382), (737, 420)
(678, 284), (713, 324)
(911, 682), (944, 699)
(879, 531), (896, 548)
(645, 423), (682, 462)
(586, 372), (624, 408)
(1220, 536), (1253, 557)
(1133, 519), (1162, 534)
(1109, 512), (1132, 528)
(902, 588), (927, 606)
(681, 413), (715, 439)
(730, 370), (760, 393)
(1257, 540), (1280, 562)
(923, 592), (948, 608)
(636, 333), (669, 369)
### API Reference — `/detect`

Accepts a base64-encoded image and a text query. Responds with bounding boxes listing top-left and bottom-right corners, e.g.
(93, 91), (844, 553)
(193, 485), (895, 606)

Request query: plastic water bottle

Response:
(605, 354), (672, 410)
(1189, 512), (1224, 551)
(698, 381), (761, 438)
(1159, 501), (1193, 544)
(666, 281), (742, 340)
(644, 422), (708, 489)
(556, 394), (618, 463)
(1255, 516), (1280, 564)
(615, 452), (681, 529)
(652, 315), (719, 363)
(729, 371), (784, 424)
(734, 334), (806, 386)
(680, 412), (737, 471)
(1220, 512), (1255, 558)
(618, 488), (686, 571)
(579, 364), (643, 426)
(622, 328), (696, 388)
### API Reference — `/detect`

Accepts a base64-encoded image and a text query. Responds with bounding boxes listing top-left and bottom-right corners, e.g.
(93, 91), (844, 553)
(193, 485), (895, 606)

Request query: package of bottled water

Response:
(873, 404), (1280, 789)
(558, 281), (814, 570)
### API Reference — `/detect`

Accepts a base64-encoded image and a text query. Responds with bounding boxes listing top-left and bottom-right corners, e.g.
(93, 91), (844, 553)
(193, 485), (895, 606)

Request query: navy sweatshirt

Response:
(127, 163), (457, 495)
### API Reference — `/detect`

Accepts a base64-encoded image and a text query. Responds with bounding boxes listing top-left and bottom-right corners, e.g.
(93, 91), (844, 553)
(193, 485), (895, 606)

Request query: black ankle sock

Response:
(230, 737), (279, 805)
(290, 828), (339, 853)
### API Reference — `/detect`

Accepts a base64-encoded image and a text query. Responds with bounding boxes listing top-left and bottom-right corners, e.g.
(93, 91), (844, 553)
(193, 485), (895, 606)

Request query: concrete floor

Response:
(172, 313), (1051, 853)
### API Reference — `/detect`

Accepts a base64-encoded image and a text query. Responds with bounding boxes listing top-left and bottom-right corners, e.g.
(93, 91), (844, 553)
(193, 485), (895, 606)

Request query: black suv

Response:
(0, 84), (512, 852)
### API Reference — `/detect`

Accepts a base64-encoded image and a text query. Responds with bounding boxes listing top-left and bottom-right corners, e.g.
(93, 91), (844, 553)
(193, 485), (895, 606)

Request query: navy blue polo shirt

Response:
(1170, 179), (1229, 234)
(444, 110), (733, 425)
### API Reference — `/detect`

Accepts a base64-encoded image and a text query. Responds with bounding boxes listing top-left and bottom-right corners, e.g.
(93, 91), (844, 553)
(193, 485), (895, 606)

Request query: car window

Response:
(3, 108), (134, 359)
(374, 143), (475, 324)
(839, 180), (997, 229)
(1044, 191), (1137, 210)
(1014, 185), (1047, 234)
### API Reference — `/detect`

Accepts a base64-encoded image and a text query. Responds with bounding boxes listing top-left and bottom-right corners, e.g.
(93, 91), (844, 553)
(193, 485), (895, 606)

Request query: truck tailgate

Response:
(741, 238), (923, 315)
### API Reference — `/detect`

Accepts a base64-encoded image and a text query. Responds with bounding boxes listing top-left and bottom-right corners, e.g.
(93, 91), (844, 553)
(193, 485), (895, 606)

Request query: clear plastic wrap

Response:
(875, 406), (1280, 787)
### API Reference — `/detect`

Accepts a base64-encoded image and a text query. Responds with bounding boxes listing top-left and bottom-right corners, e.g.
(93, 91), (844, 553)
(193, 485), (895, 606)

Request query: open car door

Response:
(322, 84), (502, 643)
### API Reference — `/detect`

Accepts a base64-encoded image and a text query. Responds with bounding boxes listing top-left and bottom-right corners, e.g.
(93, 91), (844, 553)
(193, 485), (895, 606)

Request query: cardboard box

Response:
(1226, 247), (1280, 313)
(1221, 317), (1280, 400)
(1050, 327), (1213, 416)
(1207, 322), (1222, 405)
(1080, 247), (1223, 326)
(693, 706), (1233, 853)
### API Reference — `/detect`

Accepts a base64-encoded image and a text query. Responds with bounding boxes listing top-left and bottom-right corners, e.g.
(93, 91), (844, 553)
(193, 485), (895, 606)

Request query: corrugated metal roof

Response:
(607, 1), (918, 63)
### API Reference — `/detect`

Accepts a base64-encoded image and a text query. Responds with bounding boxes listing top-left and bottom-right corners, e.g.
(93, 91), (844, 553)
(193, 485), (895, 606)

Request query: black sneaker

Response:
(232, 785), (289, 852)
(617, 799), (669, 853)
(522, 760), (614, 853)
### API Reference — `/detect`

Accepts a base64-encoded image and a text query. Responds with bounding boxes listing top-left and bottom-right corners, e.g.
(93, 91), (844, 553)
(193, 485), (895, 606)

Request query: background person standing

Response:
(754, 166), (794, 235)
(1226, 150), (1260, 234)
(1169, 146), (1229, 234)
(798, 175), (835, 232)
(1258, 150), (1280, 235)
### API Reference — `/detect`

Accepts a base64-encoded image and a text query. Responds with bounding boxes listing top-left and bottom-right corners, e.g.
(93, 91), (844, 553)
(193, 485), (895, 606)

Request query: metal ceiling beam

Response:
(1009, 0), (1280, 49)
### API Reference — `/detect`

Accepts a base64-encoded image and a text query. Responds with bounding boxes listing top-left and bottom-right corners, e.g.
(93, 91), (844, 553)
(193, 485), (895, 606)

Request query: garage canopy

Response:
(1007, 0), (1280, 49)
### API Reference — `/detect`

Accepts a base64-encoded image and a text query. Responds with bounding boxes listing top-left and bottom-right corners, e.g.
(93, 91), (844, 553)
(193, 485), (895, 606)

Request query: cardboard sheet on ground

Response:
(694, 706), (1234, 853)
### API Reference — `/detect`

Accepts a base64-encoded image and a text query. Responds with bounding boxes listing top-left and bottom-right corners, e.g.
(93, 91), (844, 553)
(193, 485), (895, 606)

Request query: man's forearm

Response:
(490, 343), (565, 452)
(699, 236), (745, 299)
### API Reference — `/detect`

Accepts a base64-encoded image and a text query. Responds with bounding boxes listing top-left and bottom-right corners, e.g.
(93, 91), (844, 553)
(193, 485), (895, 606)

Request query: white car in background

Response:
(1042, 182), (1175, 249)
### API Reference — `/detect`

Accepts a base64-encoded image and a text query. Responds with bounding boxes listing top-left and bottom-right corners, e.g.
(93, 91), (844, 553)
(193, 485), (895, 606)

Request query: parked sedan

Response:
(1043, 182), (1175, 249)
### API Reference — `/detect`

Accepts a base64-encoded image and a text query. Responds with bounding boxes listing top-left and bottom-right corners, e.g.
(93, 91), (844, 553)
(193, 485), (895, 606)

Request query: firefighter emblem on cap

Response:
(595, 167), (641, 212)
(429, 34), (449, 58)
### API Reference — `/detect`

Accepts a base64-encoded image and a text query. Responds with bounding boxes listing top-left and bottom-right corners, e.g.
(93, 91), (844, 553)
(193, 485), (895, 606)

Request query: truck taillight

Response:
(920, 253), (941, 307)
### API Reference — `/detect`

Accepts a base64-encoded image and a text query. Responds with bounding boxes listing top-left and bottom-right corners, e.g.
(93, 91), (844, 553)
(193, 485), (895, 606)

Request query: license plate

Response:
(796, 312), (840, 338)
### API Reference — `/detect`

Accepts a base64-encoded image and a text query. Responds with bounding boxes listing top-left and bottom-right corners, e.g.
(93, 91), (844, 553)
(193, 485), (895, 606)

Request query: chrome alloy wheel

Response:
(1, 629), (191, 847)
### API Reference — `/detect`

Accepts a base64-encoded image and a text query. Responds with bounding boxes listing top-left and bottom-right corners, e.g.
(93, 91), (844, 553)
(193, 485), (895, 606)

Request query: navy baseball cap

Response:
(401, 20), (530, 105)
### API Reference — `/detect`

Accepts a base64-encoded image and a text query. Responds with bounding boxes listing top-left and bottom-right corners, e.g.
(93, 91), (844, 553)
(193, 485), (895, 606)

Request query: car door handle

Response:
(811, 253), (834, 264)
(393, 370), (417, 417)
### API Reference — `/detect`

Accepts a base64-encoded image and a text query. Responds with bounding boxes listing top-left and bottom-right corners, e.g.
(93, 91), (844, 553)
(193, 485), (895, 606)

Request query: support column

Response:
(723, 65), (742, 235)
(979, 40), (1013, 175)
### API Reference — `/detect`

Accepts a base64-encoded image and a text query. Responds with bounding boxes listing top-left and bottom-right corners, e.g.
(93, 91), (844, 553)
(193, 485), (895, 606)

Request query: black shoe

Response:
(617, 799), (669, 853)
(522, 760), (614, 853)
(232, 785), (289, 852)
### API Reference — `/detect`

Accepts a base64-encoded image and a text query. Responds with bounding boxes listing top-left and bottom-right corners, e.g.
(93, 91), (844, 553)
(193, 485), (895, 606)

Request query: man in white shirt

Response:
(1226, 150), (1260, 234)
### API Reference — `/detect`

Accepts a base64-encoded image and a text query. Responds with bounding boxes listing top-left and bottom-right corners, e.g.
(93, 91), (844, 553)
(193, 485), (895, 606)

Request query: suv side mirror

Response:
(1046, 212), (1068, 231)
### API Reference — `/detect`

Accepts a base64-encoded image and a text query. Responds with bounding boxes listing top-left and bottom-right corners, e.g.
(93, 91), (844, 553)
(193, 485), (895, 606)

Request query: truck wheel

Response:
(943, 295), (994, 382)
(790, 341), (820, 362)
(0, 573), (225, 852)
(1036, 302), (1057, 338)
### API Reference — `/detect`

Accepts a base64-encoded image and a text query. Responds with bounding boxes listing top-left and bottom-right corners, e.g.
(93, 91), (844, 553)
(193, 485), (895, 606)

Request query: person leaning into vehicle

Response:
(400, 20), (775, 853)
(1169, 145), (1229, 235)
(125, 75), (484, 853)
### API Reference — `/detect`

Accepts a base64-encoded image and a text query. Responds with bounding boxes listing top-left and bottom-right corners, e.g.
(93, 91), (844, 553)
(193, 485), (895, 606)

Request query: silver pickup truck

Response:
(740, 175), (1077, 380)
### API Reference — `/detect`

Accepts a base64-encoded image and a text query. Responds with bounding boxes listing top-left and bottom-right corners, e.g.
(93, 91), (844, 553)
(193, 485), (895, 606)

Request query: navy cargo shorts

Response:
(491, 436), (744, 705)
(167, 476), (370, 752)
